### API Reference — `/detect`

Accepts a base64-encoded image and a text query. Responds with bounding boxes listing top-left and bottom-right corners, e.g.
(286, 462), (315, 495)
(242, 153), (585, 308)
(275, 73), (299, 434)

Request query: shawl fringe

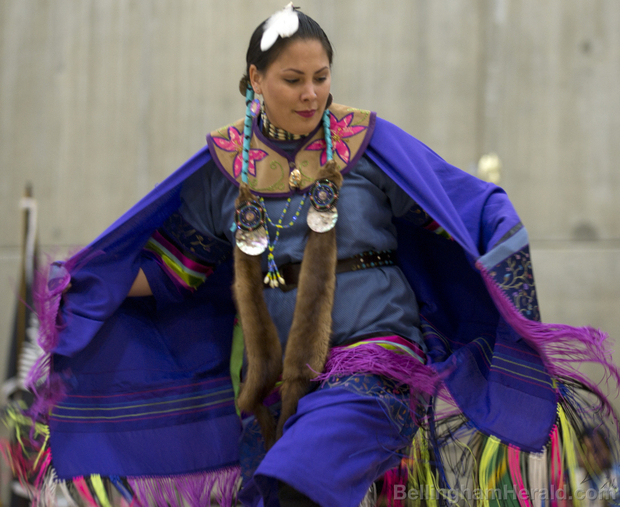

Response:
(478, 264), (620, 431)
(0, 409), (241, 507)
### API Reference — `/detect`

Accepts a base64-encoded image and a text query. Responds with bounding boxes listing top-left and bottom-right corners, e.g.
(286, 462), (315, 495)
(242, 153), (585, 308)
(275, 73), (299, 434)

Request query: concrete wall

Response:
(1, 0), (619, 401)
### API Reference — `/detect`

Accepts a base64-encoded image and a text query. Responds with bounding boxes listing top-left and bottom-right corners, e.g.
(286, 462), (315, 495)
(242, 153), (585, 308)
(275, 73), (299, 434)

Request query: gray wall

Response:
(1, 1), (619, 401)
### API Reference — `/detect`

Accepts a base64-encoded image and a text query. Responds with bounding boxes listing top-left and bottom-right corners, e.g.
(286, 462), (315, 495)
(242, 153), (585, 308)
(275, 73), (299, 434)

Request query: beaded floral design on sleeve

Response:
(488, 245), (540, 321)
(318, 374), (416, 438)
(161, 211), (231, 265)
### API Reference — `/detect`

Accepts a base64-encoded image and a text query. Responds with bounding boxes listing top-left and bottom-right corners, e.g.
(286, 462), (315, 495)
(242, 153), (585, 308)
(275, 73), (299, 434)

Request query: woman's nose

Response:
(301, 83), (317, 101)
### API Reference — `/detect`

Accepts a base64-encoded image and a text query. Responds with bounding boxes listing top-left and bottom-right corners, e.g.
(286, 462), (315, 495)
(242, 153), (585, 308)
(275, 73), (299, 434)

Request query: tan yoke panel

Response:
(207, 103), (376, 196)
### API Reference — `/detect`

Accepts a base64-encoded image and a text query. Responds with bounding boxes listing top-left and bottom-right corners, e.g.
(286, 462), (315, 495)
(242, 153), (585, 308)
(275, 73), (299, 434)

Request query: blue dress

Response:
(154, 145), (425, 506)
(25, 105), (616, 507)
(174, 150), (425, 351)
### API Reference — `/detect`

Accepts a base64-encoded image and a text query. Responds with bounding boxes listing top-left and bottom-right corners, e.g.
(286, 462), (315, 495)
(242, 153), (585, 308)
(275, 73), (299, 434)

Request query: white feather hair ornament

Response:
(260, 2), (300, 51)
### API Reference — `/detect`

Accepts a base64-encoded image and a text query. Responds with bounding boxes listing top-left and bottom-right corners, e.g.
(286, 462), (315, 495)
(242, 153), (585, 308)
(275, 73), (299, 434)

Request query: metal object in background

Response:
(1, 184), (41, 507)
(477, 152), (502, 185)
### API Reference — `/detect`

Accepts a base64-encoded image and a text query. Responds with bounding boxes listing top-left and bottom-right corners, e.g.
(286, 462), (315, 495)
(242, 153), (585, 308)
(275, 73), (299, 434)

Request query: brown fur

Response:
(233, 182), (282, 449)
(276, 161), (342, 438)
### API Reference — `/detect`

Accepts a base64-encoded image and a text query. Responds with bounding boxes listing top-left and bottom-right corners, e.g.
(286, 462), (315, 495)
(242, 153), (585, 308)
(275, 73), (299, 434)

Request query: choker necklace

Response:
(261, 110), (304, 141)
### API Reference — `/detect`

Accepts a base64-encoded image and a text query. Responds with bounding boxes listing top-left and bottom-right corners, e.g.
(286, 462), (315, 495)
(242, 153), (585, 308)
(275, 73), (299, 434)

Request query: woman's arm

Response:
(127, 268), (153, 297)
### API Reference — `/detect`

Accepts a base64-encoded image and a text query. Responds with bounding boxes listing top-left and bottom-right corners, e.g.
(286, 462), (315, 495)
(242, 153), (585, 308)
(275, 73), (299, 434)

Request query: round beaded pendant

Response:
(307, 179), (339, 232)
(234, 200), (268, 255)
(309, 179), (339, 211)
(235, 201), (265, 231)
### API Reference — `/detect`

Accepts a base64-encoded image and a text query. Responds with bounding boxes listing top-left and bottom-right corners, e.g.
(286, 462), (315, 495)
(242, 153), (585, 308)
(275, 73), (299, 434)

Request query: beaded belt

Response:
(265, 250), (395, 292)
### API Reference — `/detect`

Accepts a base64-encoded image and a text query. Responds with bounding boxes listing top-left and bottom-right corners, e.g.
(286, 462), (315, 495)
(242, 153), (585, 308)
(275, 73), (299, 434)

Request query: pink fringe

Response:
(33, 449), (52, 490)
(73, 476), (99, 507)
(380, 464), (407, 507)
(0, 440), (32, 491)
(26, 250), (101, 417)
(508, 445), (531, 507)
(477, 265), (620, 429)
(314, 343), (449, 401)
(177, 473), (217, 506)
(549, 425), (564, 507)
(27, 254), (77, 389)
(215, 467), (243, 507)
(127, 467), (240, 507)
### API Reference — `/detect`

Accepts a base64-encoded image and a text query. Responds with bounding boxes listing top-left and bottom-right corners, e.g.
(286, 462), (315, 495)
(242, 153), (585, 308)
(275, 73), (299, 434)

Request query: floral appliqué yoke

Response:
(211, 125), (268, 179)
(305, 112), (367, 165)
(206, 104), (376, 197)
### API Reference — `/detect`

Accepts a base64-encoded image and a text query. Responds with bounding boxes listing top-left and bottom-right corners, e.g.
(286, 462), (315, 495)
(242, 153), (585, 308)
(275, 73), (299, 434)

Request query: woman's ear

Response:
(249, 64), (262, 95)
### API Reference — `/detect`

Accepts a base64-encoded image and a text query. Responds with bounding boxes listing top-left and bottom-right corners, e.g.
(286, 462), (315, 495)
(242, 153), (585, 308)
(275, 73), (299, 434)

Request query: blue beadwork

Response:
(260, 194), (308, 287)
(323, 109), (333, 162)
(240, 85), (255, 184)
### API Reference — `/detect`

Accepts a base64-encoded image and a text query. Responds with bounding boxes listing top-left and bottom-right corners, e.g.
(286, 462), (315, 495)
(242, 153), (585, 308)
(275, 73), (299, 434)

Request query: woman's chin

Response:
(290, 117), (323, 136)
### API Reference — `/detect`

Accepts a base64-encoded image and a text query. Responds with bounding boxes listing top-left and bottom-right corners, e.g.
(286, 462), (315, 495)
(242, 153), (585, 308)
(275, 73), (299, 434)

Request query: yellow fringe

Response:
(4, 406), (50, 469)
(558, 406), (580, 507)
(91, 474), (113, 507)
(408, 432), (481, 507)
(406, 431), (441, 507)
(32, 425), (50, 469)
(479, 435), (502, 507)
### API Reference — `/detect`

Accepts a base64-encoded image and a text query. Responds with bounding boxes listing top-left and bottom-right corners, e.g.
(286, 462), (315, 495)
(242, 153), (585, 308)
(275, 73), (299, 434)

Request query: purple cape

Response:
(34, 116), (607, 486)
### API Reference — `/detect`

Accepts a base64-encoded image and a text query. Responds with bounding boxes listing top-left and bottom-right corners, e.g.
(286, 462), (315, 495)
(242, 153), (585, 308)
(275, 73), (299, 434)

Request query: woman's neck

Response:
(261, 110), (305, 141)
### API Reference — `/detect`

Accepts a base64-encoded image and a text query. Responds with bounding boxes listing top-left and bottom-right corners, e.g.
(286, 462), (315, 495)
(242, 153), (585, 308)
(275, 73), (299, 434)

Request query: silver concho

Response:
(307, 205), (338, 233)
(235, 226), (268, 255)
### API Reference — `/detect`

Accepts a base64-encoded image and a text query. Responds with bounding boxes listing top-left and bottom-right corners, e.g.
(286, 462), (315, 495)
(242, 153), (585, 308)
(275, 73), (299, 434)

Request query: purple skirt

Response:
(237, 374), (417, 507)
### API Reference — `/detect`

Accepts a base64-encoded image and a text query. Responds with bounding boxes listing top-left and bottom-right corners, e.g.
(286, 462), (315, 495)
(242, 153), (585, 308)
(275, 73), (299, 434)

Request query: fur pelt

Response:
(276, 160), (342, 438)
(233, 182), (282, 449)
(233, 161), (342, 446)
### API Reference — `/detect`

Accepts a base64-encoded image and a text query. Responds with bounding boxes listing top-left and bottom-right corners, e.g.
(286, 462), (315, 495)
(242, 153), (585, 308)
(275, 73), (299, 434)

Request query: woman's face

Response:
(250, 39), (331, 136)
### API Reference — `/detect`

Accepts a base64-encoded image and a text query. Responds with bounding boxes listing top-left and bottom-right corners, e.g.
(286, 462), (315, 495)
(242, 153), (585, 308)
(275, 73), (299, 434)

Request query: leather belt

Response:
(265, 250), (395, 292)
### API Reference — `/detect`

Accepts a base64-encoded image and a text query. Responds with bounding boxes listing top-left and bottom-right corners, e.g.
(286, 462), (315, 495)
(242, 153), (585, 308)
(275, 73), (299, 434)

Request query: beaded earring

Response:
(307, 110), (340, 233)
(233, 85), (268, 256)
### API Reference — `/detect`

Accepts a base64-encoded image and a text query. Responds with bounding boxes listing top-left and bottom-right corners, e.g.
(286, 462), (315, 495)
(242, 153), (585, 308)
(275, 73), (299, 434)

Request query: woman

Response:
(18, 4), (619, 507)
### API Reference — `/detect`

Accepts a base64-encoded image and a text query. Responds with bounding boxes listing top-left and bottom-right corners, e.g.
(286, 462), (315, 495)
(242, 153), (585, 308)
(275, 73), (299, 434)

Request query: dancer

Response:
(15, 4), (619, 507)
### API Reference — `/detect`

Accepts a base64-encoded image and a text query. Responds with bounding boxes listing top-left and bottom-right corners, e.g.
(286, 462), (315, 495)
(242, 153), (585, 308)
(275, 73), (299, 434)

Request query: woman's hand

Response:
(128, 268), (153, 297)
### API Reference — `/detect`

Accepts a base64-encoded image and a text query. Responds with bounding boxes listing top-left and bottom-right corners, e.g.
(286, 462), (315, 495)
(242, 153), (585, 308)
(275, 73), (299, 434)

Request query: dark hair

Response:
(239, 10), (333, 95)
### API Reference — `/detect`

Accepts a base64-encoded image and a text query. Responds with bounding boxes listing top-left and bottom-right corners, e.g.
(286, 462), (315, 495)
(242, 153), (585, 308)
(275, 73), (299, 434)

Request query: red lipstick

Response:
(296, 110), (316, 118)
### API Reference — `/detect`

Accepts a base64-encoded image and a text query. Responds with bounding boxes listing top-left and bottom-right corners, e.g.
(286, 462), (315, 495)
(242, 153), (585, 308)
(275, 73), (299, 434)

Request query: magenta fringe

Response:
(314, 344), (449, 401)
(380, 464), (407, 507)
(477, 263), (620, 429)
(26, 257), (70, 389)
(25, 250), (100, 417)
(127, 467), (241, 507)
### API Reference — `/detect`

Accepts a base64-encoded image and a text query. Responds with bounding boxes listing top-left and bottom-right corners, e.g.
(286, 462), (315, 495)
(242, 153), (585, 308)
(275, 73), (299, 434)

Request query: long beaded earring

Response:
(307, 110), (340, 233)
(233, 85), (268, 256)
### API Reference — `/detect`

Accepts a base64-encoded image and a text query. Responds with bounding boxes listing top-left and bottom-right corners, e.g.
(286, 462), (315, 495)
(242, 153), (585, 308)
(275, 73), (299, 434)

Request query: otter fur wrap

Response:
(233, 161), (342, 447)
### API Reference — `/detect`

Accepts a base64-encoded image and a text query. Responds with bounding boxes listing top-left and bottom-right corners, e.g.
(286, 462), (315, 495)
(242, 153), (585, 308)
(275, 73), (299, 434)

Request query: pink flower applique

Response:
(306, 112), (367, 166)
(212, 126), (268, 178)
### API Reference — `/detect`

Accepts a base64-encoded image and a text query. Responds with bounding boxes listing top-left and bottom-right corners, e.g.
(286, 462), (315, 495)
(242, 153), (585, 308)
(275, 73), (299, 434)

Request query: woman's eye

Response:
(285, 79), (299, 84)
(315, 76), (328, 83)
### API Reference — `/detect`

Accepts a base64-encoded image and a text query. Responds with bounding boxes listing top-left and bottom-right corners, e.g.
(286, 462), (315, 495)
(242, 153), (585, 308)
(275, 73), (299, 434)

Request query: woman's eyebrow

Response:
(281, 66), (329, 74)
